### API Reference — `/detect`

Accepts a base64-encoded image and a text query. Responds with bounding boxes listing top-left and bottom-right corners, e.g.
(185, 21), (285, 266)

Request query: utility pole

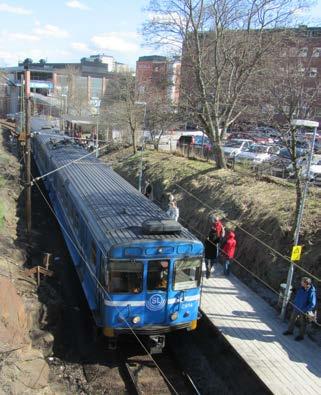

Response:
(280, 119), (319, 320)
(96, 111), (99, 158)
(24, 69), (32, 236)
(135, 101), (147, 192)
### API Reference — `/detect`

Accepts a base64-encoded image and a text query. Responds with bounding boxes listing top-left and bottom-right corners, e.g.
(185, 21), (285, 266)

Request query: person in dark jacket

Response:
(221, 230), (237, 276)
(204, 230), (219, 279)
(283, 277), (317, 341)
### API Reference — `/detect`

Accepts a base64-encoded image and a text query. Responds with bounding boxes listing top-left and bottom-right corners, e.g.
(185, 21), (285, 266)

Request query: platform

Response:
(201, 264), (321, 395)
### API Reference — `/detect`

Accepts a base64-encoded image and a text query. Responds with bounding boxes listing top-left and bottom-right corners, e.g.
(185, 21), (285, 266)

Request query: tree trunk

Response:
(214, 144), (226, 169)
(132, 127), (137, 154)
(107, 126), (113, 142)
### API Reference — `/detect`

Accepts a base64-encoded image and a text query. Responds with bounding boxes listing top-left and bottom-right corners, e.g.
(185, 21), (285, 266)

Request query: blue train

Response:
(32, 130), (204, 351)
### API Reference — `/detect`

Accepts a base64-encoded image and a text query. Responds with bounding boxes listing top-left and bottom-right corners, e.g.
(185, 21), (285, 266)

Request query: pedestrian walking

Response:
(283, 277), (317, 341)
(204, 230), (219, 279)
(221, 230), (236, 276)
(166, 200), (179, 221)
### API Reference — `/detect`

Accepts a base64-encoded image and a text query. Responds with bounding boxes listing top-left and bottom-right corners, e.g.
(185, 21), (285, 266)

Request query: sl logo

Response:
(146, 294), (166, 311)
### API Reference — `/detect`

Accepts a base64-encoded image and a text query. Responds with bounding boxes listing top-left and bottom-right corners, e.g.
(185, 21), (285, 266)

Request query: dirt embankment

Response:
(0, 129), (52, 394)
(110, 149), (321, 317)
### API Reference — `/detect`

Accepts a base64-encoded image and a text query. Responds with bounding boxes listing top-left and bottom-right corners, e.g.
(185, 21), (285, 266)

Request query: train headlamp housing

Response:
(170, 312), (178, 321)
(132, 316), (141, 324)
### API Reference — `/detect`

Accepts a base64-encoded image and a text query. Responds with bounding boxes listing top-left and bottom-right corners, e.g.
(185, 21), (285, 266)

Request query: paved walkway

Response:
(201, 264), (321, 395)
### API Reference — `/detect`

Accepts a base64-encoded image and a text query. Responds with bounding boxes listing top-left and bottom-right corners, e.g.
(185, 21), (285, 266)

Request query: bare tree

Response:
(145, 91), (181, 150)
(64, 65), (91, 117)
(101, 74), (144, 153)
(263, 37), (321, 236)
(143, 0), (311, 168)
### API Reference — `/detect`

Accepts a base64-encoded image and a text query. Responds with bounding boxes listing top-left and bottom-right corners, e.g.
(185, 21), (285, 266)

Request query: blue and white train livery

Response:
(31, 131), (203, 350)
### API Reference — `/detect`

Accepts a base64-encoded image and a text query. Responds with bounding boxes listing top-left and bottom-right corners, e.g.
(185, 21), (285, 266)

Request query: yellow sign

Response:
(291, 245), (302, 261)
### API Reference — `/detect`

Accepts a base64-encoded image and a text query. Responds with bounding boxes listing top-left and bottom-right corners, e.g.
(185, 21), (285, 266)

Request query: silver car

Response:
(235, 144), (280, 164)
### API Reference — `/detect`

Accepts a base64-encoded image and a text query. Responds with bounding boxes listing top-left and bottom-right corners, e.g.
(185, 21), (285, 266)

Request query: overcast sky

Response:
(1, 0), (321, 68)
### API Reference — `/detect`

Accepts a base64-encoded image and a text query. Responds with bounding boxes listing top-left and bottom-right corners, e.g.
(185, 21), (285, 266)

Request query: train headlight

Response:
(170, 312), (178, 321)
(132, 316), (141, 324)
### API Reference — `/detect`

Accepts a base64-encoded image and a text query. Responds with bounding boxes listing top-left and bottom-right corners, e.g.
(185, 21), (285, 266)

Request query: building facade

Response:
(135, 55), (181, 105)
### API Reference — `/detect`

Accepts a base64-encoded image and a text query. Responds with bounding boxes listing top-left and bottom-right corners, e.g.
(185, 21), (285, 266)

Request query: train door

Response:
(145, 260), (169, 324)
(96, 255), (106, 323)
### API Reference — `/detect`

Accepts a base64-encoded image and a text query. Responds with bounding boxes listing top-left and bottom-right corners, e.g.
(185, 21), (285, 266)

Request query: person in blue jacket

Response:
(283, 277), (317, 341)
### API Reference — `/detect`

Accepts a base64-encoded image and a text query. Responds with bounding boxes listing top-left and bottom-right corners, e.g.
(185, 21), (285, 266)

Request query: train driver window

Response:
(173, 258), (202, 290)
(108, 261), (143, 293)
(147, 260), (169, 291)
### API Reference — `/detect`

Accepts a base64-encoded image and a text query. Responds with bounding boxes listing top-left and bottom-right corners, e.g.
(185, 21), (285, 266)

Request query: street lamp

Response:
(280, 119), (319, 320)
(135, 101), (147, 193)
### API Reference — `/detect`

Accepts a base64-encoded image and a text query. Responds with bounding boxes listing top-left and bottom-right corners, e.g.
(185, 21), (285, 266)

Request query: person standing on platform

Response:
(166, 200), (179, 221)
(204, 230), (218, 279)
(143, 180), (152, 199)
(221, 229), (236, 276)
(283, 277), (317, 341)
(211, 216), (225, 240)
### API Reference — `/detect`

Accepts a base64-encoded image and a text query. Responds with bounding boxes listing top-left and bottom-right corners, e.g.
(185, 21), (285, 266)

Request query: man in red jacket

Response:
(222, 230), (237, 276)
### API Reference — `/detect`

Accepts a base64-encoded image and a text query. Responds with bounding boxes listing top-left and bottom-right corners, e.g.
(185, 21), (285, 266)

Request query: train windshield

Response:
(108, 261), (143, 293)
(147, 260), (169, 291)
(173, 258), (202, 290)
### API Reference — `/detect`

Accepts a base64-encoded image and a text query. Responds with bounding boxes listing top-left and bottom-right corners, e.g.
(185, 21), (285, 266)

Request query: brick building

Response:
(179, 25), (321, 124)
(135, 55), (181, 105)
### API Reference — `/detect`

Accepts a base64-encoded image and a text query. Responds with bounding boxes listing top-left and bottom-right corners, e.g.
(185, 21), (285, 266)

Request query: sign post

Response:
(280, 119), (319, 320)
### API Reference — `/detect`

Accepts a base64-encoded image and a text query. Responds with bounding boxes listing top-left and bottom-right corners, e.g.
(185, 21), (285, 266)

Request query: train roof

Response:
(34, 132), (200, 250)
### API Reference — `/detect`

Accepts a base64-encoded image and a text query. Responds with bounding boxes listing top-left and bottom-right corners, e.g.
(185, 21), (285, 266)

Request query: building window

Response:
(312, 47), (321, 57)
(298, 47), (308, 57)
(309, 68), (317, 78)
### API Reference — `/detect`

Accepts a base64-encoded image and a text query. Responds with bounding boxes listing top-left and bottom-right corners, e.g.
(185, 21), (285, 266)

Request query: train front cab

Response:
(99, 240), (203, 351)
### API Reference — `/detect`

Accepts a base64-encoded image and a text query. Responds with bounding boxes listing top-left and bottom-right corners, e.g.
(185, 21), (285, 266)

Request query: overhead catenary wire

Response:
(30, 141), (110, 184)
(24, 131), (320, 285)
(30, 174), (179, 395)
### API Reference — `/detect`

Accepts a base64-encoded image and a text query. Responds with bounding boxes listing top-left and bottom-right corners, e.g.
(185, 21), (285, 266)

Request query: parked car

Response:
(235, 144), (280, 165)
(226, 132), (254, 141)
(223, 139), (252, 158)
(253, 126), (280, 138)
(267, 147), (307, 177)
(176, 134), (212, 153)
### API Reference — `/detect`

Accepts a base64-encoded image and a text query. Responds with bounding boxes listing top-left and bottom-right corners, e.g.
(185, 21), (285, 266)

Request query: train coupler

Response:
(108, 337), (117, 350)
(149, 335), (165, 354)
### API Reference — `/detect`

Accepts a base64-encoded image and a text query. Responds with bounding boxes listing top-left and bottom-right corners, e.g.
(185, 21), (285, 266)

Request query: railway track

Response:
(121, 340), (199, 395)
(81, 337), (199, 395)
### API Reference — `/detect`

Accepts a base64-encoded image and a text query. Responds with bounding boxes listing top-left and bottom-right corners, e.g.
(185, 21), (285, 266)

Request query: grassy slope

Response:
(112, 149), (321, 294)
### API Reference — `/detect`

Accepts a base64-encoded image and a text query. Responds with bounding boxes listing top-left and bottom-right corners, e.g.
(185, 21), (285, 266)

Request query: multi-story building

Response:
(1, 54), (131, 116)
(135, 55), (181, 105)
(180, 25), (321, 123)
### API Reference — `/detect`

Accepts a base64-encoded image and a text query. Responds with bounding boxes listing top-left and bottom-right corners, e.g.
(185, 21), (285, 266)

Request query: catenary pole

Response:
(280, 119), (319, 320)
(24, 69), (32, 236)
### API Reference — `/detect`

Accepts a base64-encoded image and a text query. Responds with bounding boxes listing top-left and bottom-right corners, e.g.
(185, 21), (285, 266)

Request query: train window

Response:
(173, 258), (202, 290)
(147, 260), (169, 291)
(91, 243), (96, 266)
(108, 261), (143, 293)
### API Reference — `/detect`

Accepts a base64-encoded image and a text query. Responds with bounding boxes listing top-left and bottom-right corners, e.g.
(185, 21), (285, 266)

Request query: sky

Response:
(1, 0), (321, 68)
